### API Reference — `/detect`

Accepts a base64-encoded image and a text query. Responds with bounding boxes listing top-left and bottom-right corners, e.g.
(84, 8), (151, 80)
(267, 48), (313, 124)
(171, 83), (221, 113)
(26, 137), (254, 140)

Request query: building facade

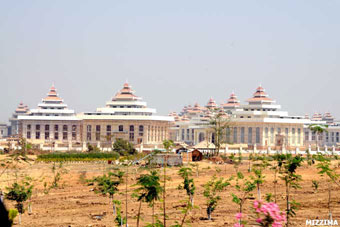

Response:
(9, 102), (29, 136)
(78, 83), (173, 150)
(170, 86), (310, 150)
(18, 85), (82, 150)
(0, 123), (8, 138)
(17, 83), (173, 151)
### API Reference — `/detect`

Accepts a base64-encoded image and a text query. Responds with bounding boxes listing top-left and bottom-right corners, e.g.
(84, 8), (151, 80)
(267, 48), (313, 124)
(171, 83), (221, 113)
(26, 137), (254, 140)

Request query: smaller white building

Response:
(18, 85), (82, 149)
(0, 123), (8, 138)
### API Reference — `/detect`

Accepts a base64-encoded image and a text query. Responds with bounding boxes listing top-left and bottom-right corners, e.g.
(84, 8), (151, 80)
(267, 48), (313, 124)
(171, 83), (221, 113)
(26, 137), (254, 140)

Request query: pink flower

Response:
(234, 224), (243, 227)
(235, 212), (243, 220)
(256, 218), (262, 223)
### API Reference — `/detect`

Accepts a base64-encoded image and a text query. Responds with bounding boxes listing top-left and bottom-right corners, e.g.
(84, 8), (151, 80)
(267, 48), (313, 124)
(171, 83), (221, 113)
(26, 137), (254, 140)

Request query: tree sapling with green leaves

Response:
(203, 176), (230, 220)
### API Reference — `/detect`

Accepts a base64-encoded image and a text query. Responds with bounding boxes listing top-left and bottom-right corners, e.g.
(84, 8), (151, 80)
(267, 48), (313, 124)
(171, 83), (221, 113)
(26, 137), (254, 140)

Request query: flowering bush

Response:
(233, 201), (285, 227)
(253, 200), (286, 227)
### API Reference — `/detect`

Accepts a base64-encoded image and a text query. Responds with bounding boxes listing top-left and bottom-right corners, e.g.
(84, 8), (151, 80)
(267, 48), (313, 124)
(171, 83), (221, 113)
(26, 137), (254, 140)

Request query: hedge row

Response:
(37, 152), (120, 162)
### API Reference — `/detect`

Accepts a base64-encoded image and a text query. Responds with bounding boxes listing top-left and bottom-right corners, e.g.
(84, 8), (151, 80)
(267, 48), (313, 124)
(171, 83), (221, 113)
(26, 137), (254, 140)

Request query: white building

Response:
(9, 102), (29, 136)
(78, 82), (174, 150)
(0, 123), (8, 138)
(170, 86), (311, 150)
(18, 85), (82, 149)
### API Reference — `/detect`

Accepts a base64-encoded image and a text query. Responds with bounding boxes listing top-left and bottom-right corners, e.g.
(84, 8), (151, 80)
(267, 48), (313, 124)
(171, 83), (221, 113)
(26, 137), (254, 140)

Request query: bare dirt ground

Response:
(1, 156), (340, 227)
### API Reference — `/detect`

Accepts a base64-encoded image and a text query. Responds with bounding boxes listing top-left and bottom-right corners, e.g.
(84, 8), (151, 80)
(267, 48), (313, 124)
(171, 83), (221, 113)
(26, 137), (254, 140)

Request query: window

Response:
(337, 132), (339, 143)
(187, 129), (190, 140)
(72, 125), (77, 140)
(27, 131), (31, 139)
(96, 125), (101, 141)
(270, 128), (274, 143)
(27, 124), (31, 130)
(277, 128), (281, 135)
(45, 125), (50, 131)
(326, 132), (329, 142)
(199, 132), (205, 142)
(248, 127), (252, 144)
(305, 132), (309, 141)
(292, 128), (296, 144)
(106, 125), (111, 132)
(233, 127), (237, 143)
(312, 131), (316, 141)
(139, 125), (144, 136)
(256, 127), (260, 144)
(192, 129), (195, 141)
(241, 127), (245, 143)
(54, 132), (59, 140)
(87, 125), (92, 141)
(54, 125), (59, 131)
(181, 129), (185, 141)
(63, 125), (68, 131)
(226, 128), (231, 143)
(298, 128), (301, 144)
(211, 133), (215, 144)
(130, 125), (134, 131)
(129, 132), (134, 141)
(265, 127), (268, 138)
(119, 125), (124, 132)
(36, 124), (40, 131)
(36, 131), (41, 139)
(332, 132), (335, 142)
(45, 132), (50, 140)
(63, 132), (68, 140)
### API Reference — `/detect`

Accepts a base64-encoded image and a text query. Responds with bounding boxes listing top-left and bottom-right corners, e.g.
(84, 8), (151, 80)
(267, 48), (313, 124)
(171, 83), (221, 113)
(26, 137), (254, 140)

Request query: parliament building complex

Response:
(2, 83), (339, 152)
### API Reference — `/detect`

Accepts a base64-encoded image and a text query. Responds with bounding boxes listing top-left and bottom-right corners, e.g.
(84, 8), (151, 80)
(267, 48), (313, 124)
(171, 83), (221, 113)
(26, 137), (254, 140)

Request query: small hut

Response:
(191, 149), (203, 161)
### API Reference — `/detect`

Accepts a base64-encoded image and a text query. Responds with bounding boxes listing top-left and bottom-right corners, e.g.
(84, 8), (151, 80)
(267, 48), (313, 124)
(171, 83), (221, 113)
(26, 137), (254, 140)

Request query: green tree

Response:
(134, 170), (162, 227)
(92, 171), (124, 215)
(5, 180), (33, 225)
(8, 209), (18, 226)
(209, 110), (231, 156)
(315, 154), (339, 219)
(308, 124), (328, 149)
(177, 167), (196, 227)
(163, 140), (174, 152)
(162, 139), (174, 227)
(278, 154), (303, 227)
(113, 139), (136, 156)
(231, 171), (256, 224)
(203, 176), (230, 220)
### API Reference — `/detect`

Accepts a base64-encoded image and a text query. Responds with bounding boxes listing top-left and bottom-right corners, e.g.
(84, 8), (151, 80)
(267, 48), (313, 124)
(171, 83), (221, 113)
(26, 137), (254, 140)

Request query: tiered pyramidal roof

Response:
(112, 82), (141, 101)
(221, 92), (240, 108)
(247, 86), (274, 104)
(206, 98), (217, 109)
(15, 102), (29, 114)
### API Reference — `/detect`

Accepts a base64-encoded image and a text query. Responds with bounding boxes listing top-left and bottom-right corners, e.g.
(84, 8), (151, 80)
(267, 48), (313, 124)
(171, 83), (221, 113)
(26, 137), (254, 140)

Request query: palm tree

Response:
(309, 124), (328, 149)
(134, 170), (162, 227)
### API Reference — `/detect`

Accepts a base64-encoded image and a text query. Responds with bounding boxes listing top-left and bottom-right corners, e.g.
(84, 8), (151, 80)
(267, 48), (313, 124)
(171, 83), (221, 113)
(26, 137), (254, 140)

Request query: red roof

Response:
(43, 85), (63, 102)
(222, 92), (240, 107)
(112, 82), (141, 101)
(247, 85), (273, 103)
(206, 97), (217, 108)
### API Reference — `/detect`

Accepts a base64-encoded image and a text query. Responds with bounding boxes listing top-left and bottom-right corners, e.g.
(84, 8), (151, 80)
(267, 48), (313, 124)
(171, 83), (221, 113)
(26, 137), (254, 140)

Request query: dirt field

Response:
(1, 156), (340, 227)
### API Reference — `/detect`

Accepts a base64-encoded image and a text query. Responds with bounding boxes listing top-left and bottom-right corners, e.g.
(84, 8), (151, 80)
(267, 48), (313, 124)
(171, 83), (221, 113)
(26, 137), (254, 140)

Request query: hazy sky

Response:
(1, 1), (340, 123)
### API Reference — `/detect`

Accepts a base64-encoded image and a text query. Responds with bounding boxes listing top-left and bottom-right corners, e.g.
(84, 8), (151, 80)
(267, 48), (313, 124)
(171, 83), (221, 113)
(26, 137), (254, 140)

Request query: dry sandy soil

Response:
(1, 155), (340, 227)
